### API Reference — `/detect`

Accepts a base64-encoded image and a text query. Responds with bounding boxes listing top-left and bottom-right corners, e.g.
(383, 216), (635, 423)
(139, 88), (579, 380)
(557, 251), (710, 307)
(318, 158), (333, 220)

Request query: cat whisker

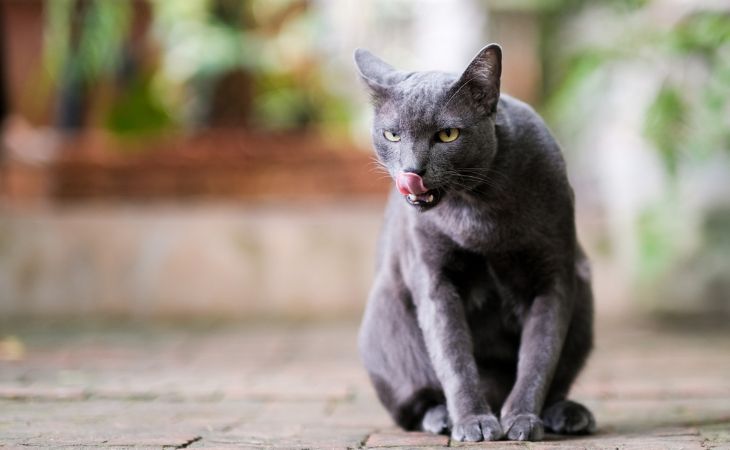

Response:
(438, 169), (509, 198)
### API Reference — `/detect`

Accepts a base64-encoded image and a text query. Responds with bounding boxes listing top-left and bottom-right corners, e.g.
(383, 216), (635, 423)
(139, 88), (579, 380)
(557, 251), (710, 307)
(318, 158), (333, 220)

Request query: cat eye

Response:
(437, 128), (460, 143)
(384, 131), (401, 142)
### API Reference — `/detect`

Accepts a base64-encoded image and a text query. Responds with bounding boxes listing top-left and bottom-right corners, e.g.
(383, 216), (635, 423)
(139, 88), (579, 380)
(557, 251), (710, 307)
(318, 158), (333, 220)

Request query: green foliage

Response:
(643, 84), (686, 176)
(105, 76), (174, 137)
(545, 9), (730, 173)
(252, 70), (353, 132)
(541, 48), (610, 133)
(667, 12), (730, 55)
(252, 74), (315, 129)
(636, 202), (680, 282)
(151, 0), (261, 80)
(43, 0), (73, 81)
(39, 0), (354, 134)
(543, 4), (730, 292)
(151, 0), (354, 132)
(44, 0), (131, 83)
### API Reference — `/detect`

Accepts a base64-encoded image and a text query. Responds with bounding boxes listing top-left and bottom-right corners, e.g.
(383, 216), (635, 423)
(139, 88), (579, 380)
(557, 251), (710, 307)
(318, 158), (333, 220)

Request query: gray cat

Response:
(355, 44), (596, 442)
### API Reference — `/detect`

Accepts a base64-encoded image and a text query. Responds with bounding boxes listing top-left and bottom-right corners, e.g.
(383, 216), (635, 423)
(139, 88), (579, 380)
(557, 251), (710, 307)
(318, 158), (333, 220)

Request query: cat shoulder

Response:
(496, 94), (561, 155)
(496, 94), (543, 127)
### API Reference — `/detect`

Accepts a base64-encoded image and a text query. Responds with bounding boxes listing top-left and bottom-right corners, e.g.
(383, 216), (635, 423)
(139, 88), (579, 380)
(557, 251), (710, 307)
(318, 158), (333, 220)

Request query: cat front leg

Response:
(500, 285), (572, 441)
(412, 268), (503, 442)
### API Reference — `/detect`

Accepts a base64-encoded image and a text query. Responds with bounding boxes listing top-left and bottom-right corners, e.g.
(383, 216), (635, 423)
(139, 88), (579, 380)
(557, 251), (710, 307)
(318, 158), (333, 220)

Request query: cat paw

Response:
(501, 413), (544, 441)
(542, 400), (596, 435)
(451, 414), (502, 442)
(421, 404), (450, 435)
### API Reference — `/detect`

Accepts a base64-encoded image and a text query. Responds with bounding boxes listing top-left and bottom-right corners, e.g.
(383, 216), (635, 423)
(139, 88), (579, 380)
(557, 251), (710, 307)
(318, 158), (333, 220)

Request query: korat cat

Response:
(355, 44), (596, 442)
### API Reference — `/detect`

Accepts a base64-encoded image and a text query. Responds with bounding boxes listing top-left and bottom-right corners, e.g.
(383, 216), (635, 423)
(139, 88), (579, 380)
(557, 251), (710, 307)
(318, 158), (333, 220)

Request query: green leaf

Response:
(643, 84), (687, 176)
(668, 12), (730, 55)
(636, 203), (679, 282)
(105, 76), (173, 137)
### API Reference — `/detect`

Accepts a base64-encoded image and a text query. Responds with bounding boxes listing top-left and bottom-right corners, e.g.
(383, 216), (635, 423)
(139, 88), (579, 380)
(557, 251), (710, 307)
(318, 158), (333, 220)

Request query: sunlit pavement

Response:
(1, 319), (729, 449)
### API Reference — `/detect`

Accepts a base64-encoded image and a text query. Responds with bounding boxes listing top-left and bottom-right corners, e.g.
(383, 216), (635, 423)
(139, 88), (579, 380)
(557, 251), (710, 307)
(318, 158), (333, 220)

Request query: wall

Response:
(0, 202), (383, 319)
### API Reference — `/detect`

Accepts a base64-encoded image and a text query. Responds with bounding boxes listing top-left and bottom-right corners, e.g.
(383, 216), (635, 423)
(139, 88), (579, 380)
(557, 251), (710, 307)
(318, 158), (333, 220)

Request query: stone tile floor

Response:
(0, 319), (729, 449)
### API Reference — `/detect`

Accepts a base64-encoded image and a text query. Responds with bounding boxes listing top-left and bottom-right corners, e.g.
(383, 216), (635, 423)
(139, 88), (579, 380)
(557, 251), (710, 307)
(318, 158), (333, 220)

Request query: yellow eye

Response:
(384, 131), (401, 142)
(437, 128), (460, 143)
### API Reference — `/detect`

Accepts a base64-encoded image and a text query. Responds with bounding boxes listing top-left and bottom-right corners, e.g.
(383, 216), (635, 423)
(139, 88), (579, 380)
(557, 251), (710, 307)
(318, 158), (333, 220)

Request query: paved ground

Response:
(1, 319), (729, 449)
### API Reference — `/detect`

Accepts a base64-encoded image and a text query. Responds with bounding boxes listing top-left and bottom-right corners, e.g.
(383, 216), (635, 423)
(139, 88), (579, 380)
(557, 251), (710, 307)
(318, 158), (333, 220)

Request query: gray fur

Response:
(355, 44), (595, 442)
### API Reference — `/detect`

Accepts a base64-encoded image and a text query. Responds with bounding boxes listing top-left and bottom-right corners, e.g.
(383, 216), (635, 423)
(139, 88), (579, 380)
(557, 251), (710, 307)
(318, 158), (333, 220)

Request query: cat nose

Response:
(396, 171), (429, 195)
(403, 167), (426, 176)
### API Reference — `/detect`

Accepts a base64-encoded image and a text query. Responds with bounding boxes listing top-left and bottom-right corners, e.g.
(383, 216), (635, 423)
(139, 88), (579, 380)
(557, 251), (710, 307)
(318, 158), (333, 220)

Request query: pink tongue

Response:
(396, 172), (428, 195)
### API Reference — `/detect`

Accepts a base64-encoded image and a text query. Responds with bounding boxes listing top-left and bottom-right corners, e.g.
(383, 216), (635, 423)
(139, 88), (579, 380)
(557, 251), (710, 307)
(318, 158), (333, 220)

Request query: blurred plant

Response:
(44, 0), (125, 128)
(150, 0), (355, 132)
(44, 1), (131, 85)
(541, 2), (730, 310)
(544, 7), (730, 173)
(105, 75), (175, 136)
(38, 0), (354, 135)
(647, 12), (730, 172)
(41, 0), (175, 136)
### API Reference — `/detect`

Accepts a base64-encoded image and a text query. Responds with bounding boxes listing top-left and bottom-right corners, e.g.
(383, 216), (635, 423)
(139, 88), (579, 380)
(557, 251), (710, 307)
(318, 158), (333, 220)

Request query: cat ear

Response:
(452, 44), (502, 113)
(354, 48), (398, 102)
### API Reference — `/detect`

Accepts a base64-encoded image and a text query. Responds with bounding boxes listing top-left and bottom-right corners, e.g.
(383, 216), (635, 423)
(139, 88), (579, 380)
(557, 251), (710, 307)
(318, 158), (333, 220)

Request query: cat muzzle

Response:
(396, 172), (441, 208)
(396, 172), (428, 195)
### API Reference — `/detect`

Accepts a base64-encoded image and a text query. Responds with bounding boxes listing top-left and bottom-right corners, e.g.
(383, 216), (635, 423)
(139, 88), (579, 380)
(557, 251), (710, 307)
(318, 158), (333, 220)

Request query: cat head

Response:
(355, 44), (502, 211)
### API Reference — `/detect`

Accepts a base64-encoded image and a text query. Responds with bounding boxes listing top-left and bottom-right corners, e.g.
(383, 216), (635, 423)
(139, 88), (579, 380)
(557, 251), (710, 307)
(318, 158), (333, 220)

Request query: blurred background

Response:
(1, 0), (729, 324)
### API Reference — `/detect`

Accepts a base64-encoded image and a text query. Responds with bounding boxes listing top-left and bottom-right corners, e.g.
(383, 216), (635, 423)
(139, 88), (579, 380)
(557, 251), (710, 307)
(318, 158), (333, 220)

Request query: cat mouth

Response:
(404, 189), (442, 209)
(395, 172), (442, 210)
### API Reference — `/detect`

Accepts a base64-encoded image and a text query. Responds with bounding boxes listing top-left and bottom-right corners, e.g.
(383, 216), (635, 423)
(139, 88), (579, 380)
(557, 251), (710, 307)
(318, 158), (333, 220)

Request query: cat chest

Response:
(431, 203), (513, 252)
(448, 251), (537, 320)
(456, 256), (533, 361)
